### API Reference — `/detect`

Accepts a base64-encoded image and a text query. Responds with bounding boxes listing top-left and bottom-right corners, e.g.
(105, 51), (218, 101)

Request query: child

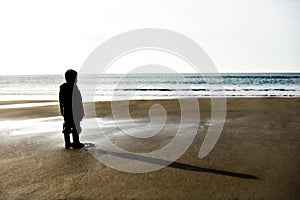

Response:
(59, 69), (85, 149)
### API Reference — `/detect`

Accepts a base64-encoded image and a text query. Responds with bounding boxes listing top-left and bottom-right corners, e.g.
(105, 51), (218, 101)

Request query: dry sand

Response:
(0, 98), (299, 199)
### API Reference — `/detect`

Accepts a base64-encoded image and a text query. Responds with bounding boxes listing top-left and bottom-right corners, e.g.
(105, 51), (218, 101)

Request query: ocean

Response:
(0, 73), (299, 101)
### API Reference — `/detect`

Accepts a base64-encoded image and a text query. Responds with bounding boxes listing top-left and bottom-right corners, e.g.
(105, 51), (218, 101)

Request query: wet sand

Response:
(0, 98), (299, 199)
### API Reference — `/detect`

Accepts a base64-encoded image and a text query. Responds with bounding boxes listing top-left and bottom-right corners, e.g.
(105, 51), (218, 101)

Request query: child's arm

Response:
(78, 90), (84, 120)
(59, 85), (64, 116)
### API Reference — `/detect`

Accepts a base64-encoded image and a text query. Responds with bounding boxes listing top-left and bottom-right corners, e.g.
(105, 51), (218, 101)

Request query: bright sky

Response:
(0, 0), (299, 75)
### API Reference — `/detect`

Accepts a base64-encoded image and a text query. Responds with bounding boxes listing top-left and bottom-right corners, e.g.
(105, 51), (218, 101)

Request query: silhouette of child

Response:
(59, 69), (85, 149)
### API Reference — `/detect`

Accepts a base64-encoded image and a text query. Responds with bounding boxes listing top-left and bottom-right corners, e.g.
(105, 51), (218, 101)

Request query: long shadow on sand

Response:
(88, 148), (259, 180)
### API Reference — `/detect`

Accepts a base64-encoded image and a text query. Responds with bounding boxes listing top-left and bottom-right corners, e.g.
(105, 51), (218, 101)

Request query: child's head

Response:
(65, 69), (77, 84)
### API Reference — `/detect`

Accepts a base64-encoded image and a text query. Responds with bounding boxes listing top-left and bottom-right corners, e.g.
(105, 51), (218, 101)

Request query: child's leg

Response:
(71, 121), (84, 148)
(71, 133), (84, 148)
(72, 131), (80, 144)
(64, 133), (71, 148)
(62, 122), (72, 148)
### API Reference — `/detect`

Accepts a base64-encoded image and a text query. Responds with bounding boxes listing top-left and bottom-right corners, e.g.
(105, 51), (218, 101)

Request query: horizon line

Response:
(1, 72), (300, 76)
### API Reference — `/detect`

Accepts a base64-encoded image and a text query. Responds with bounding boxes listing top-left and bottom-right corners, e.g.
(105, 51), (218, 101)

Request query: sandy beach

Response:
(0, 98), (299, 199)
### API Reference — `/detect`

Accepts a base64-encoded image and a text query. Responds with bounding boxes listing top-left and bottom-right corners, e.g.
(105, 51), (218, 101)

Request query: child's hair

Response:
(65, 69), (77, 83)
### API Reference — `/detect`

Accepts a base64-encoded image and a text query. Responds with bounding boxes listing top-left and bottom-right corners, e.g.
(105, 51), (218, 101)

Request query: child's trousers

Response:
(62, 120), (81, 147)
